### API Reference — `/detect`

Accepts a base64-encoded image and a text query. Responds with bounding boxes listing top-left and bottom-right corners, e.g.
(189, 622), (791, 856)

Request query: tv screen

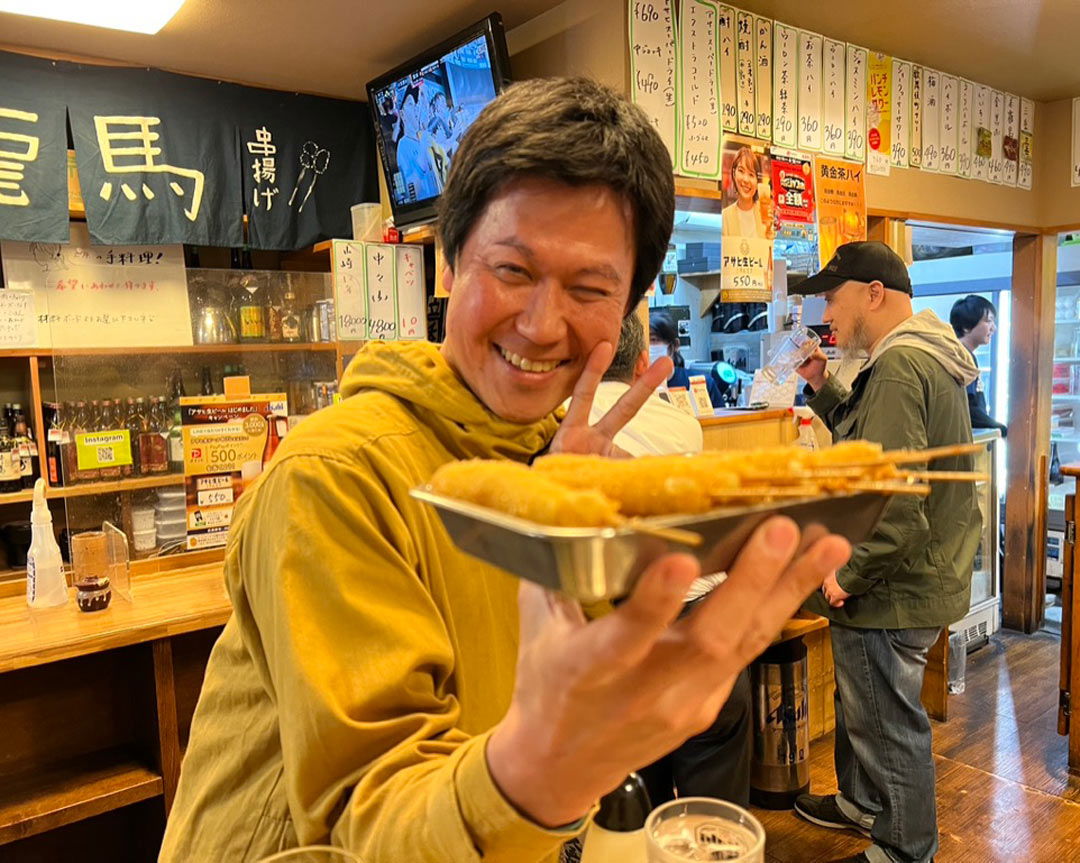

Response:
(367, 13), (511, 228)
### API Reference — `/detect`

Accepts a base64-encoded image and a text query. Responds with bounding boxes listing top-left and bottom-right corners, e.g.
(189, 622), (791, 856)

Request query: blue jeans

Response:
(830, 624), (942, 863)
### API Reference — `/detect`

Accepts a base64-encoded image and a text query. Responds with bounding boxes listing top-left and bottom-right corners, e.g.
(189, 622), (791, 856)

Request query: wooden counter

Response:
(0, 564), (230, 675)
(699, 407), (796, 449)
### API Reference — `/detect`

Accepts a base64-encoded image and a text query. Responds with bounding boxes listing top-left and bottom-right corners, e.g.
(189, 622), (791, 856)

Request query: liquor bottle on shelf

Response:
(58, 402), (78, 485)
(96, 400), (123, 480)
(71, 401), (98, 483)
(281, 281), (302, 343)
(44, 403), (63, 486)
(144, 397), (170, 474)
(168, 371), (187, 472)
(266, 282), (284, 343)
(2, 403), (13, 436)
(124, 397), (143, 479)
(200, 365), (215, 396)
(11, 403), (37, 489)
(0, 428), (20, 494)
(133, 397), (152, 475)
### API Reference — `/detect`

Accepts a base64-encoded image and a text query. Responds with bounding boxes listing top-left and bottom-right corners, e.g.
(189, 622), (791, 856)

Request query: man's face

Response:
(969, 311), (996, 346)
(441, 177), (635, 423)
(821, 280), (872, 352)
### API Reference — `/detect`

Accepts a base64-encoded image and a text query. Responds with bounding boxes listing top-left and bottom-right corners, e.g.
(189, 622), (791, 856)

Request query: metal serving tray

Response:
(410, 487), (890, 602)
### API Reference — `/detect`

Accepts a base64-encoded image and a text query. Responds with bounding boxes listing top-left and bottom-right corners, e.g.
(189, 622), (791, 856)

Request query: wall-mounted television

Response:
(366, 13), (512, 229)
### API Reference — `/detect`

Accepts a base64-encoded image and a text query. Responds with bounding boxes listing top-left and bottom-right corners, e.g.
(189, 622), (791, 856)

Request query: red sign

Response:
(769, 147), (816, 226)
(869, 127), (882, 151)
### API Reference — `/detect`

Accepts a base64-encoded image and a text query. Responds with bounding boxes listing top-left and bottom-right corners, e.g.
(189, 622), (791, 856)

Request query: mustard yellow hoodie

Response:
(159, 341), (575, 862)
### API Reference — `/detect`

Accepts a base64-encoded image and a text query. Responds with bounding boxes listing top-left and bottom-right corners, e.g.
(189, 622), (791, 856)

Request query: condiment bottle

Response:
(25, 479), (67, 609)
(580, 773), (651, 863)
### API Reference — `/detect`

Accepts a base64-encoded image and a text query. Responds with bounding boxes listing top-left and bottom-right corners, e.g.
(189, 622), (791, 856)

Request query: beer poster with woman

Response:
(720, 138), (773, 302)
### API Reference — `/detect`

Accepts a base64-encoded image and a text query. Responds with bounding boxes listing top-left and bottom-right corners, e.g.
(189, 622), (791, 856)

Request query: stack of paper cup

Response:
(155, 487), (187, 546)
(351, 203), (382, 242)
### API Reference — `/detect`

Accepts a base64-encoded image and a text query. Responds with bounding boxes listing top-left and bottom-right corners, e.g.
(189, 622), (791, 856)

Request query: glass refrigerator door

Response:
(1050, 283), (1080, 516)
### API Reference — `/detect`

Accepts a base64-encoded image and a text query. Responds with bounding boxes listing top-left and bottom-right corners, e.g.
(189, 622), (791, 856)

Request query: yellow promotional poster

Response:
(866, 52), (892, 173)
(720, 138), (773, 303)
(75, 430), (133, 470)
(815, 157), (868, 267)
(180, 393), (287, 550)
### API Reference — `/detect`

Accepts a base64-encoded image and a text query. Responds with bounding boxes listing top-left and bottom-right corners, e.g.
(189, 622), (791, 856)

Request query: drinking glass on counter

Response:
(645, 798), (765, 863)
(759, 323), (821, 385)
(256, 847), (363, 863)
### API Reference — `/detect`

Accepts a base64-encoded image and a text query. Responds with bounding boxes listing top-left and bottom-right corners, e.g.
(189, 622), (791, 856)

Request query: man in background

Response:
(792, 241), (981, 863)
(950, 294), (1007, 436)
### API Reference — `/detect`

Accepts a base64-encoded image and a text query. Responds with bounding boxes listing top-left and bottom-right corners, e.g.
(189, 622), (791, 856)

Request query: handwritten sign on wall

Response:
(1019, 97), (1034, 190)
(973, 84), (990, 181)
(797, 31), (823, 151)
(0, 222), (191, 348)
(866, 51), (892, 175)
(331, 239), (367, 340)
(395, 245), (426, 340)
(628, 0), (678, 166)
(890, 59), (910, 168)
(679, 0), (723, 178)
(736, 10), (756, 136)
(0, 290), (35, 347)
(958, 79), (974, 179)
(821, 39), (845, 156)
(717, 5), (738, 132)
(921, 68), (941, 172)
(845, 45), (867, 163)
(909, 65), (923, 167)
(939, 74), (959, 175)
(753, 17), (773, 141)
(1004, 93), (1019, 187)
(364, 243), (397, 340)
(772, 24), (798, 147)
(989, 89), (1005, 184)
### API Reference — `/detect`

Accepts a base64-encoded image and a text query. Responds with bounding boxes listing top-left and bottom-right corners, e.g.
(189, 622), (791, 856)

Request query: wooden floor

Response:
(753, 630), (1080, 862)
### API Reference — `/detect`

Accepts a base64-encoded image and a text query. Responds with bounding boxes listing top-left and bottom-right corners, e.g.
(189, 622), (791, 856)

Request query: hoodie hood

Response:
(340, 340), (561, 461)
(865, 309), (979, 386)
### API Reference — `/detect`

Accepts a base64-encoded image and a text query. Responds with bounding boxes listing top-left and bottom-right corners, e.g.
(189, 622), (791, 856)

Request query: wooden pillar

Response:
(1003, 233), (1057, 632)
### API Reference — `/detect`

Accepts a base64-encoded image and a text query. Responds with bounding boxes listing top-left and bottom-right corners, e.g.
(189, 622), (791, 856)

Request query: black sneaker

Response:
(793, 793), (873, 838)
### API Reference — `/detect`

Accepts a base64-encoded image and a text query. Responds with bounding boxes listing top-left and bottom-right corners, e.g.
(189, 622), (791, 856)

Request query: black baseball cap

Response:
(789, 241), (912, 296)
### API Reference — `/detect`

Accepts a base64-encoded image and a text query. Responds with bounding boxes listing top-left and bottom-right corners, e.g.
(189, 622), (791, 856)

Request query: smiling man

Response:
(791, 241), (981, 863)
(160, 78), (849, 863)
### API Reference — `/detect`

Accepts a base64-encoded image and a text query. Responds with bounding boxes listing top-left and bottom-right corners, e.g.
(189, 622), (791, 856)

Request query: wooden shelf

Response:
(48, 473), (185, 500)
(775, 611), (830, 643)
(0, 749), (162, 845)
(0, 342), (338, 359)
(0, 489), (34, 505)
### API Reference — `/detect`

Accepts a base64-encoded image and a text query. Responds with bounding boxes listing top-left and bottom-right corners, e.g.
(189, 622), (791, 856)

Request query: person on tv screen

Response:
(395, 82), (440, 202)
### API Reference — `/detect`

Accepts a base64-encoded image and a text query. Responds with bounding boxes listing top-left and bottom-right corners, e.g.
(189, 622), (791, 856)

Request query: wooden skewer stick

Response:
(626, 521), (704, 547)
(846, 480), (932, 496)
(898, 470), (990, 482)
(881, 442), (984, 464)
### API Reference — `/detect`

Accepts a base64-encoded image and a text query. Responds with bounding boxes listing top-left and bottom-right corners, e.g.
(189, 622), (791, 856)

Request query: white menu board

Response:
(1004, 93), (1019, 187)
(395, 245), (426, 340)
(797, 30), (823, 151)
(0, 290), (34, 347)
(754, 16), (773, 141)
(678, 0), (722, 178)
(989, 90), (1005, 184)
(909, 65), (923, 167)
(958, 79), (974, 179)
(890, 59), (910, 167)
(628, 0), (678, 167)
(331, 239), (367, 341)
(1019, 97), (1034, 190)
(821, 38), (846, 156)
(973, 84), (990, 181)
(736, 10), (756, 136)
(364, 243), (397, 340)
(0, 222), (191, 349)
(845, 44), (867, 163)
(772, 24), (798, 147)
(939, 74), (959, 175)
(718, 5), (738, 132)
(921, 68), (941, 172)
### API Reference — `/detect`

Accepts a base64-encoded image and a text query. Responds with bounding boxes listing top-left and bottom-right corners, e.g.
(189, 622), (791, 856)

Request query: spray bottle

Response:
(26, 478), (67, 608)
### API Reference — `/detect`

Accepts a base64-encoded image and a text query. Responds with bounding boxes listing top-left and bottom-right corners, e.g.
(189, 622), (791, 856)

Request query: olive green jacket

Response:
(805, 313), (982, 629)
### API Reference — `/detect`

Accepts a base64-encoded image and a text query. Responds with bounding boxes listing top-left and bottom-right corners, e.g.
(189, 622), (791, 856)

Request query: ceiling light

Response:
(0, 0), (186, 35)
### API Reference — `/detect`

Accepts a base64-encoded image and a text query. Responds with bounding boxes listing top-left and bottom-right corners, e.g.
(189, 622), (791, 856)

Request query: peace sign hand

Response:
(549, 340), (674, 457)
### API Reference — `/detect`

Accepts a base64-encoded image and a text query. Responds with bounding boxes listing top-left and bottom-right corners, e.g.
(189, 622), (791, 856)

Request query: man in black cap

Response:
(789, 241), (982, 863)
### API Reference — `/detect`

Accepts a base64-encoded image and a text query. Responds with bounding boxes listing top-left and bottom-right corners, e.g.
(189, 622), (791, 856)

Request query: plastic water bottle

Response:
(797, 417), (818, 452)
